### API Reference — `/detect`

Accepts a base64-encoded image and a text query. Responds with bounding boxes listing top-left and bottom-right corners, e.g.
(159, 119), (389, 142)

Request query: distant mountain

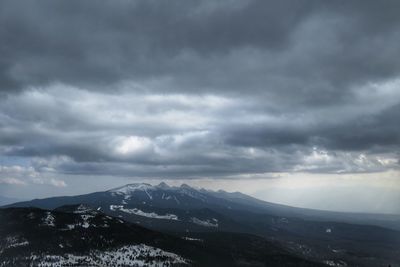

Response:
(0, 205), (325, 267)
(5, 183), (400, 266)
(7, 182), (400, 230)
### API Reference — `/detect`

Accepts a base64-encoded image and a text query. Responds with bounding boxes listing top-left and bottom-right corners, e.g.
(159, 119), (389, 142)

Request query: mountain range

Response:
(2, 182), (400, 266)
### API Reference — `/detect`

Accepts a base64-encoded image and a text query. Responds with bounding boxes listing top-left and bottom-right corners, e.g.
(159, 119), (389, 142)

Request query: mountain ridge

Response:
(7, 182), (399, 222)
(3, 182), (400, 266)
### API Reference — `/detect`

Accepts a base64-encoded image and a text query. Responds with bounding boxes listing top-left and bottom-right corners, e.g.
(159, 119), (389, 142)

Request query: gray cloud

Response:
(0, 0), (399, 185)
(0, 85), (398, 180)
(1, 0), (400, 97)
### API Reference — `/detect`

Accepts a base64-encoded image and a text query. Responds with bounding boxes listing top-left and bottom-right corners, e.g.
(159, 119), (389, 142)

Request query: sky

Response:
(0, 0), (399, 214)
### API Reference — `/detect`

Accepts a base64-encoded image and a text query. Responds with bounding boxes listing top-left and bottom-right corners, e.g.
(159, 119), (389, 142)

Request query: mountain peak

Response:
(157, 182), (170, 189)
(108, 183), (153, 194)
(108, 182), (203, 196)
(180, 183), (193, 189)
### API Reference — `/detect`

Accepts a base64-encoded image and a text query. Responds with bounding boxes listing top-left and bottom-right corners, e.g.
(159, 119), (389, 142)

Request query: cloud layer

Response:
(0, 0), (399, 188)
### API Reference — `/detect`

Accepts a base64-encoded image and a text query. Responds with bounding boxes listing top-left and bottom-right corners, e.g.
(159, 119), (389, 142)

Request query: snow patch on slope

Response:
(3, 236), (29, 249)
(41, 212), (55, 227)
(324, 260), (347, 266)
(182, 236), (203, 242)
(73, 204), (93, 214)
(80, 214), (94, 228)
(110, 205), (178, 220)
(7, 244), (188, 267)
(63, 213), (111, 230)
(190, 217), (218, 227)
(109, 183), (153, 195)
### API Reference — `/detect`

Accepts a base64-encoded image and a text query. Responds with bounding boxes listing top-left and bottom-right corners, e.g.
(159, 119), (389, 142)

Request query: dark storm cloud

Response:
(0, 0), (399, 181)
(1, 0), (400, 96)
(223, 103), (400, 151)
(0, 0), (311, 93)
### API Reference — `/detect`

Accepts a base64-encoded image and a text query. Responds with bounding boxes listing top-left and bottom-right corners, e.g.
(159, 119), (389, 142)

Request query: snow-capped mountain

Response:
(104, 183), (249, 233)
(108, 183), (222, 208)
(9, 182), (399, 230)
(4, 183), (400, 267)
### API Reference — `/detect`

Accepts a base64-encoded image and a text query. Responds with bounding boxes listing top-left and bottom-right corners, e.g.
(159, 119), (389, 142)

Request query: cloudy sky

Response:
(0, 0), (399, 214)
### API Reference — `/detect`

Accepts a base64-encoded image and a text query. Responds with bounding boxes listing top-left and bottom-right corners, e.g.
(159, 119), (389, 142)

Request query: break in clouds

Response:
(0, 0), (399, 188)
